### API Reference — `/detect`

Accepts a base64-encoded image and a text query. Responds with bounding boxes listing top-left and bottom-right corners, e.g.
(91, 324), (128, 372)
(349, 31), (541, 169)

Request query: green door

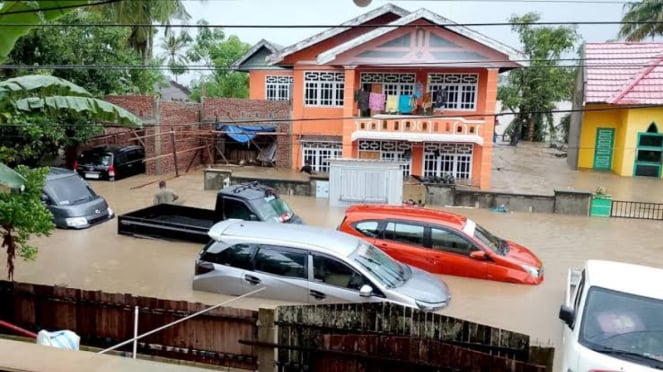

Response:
(593, 128), (614, 170)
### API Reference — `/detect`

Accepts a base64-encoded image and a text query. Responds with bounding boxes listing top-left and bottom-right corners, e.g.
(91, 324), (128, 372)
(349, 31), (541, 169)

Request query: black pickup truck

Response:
(117, 181), (303, 243)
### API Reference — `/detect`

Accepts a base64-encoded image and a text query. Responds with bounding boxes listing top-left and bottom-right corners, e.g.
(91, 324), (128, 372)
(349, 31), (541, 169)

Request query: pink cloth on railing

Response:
(369, 93), (385, 111)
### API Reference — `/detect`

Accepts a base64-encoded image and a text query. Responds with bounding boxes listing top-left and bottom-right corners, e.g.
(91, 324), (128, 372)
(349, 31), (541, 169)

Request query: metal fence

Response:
(610, 200), (663, 220)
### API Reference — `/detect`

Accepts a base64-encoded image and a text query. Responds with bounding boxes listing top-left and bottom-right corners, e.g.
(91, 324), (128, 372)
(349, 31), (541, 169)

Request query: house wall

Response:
(248, 70), (293, 100)
(578, 104), (663, 177)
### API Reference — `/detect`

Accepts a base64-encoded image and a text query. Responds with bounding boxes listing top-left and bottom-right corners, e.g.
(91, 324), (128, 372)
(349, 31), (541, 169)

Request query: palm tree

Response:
(619, 0), (663, 41)
(160, 31), (193, 82)
(98, 0), (191, 62)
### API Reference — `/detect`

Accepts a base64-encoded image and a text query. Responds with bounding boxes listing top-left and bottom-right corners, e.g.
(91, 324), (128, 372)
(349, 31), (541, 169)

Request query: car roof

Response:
(585, 260), (663, 300)
(345, 204), (468, 228)
(218, 182), (279, 201)
(81, 145), (142, 154)
(209, 219), (360, 257)
(46, 167), (79, 181)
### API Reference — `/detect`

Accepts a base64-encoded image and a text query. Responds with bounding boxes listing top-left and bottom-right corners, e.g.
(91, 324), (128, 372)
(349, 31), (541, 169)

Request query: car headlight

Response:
(65, 217), (88, 228)
(416, 298), (449, 311)
(107, 207), (114, 217)
(521, 264), (541, 278)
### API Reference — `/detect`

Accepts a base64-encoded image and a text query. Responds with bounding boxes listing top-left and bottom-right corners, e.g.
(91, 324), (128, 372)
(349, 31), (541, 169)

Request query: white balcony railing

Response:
(354, 114), (485, 137)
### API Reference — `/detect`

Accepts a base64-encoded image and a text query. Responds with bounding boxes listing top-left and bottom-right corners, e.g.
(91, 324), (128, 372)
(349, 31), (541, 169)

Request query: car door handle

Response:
(244, 275), (261, 285)
(310, 290), (326, 300)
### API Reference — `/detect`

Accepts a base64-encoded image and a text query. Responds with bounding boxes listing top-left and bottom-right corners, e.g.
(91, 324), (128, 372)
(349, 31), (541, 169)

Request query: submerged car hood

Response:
(49, 196), (109, 217)
(504, 240), (542, 267)
(393, 266), (450, 304)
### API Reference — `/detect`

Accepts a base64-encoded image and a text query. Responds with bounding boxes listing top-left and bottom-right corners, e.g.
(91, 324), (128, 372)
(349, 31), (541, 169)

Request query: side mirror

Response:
(359, 284), (373, 298)
(248, 214), (258, 221)
(469, 250), (487, 260)
(559, 305), (575, 328)
(40, 194), (50, 205)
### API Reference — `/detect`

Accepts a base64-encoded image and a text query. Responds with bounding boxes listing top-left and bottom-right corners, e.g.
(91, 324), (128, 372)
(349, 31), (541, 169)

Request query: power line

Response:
(3, 56), (663, 71)
(0, 0), (121, 17)
(1, 19), (662, 28)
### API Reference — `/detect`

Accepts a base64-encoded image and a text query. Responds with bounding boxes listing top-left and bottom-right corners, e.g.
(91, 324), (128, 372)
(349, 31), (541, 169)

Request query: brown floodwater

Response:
(12, 142), (663, 371)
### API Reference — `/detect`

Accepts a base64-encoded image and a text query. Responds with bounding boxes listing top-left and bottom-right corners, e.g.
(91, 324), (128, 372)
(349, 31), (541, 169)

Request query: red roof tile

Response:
(585, 42), (663, 105)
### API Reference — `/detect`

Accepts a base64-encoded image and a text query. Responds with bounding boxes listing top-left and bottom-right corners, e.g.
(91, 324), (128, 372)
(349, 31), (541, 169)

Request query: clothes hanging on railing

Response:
(369, 92), (385, 111)
(385, 95), (399, 113)
(398, 95), (414, 114)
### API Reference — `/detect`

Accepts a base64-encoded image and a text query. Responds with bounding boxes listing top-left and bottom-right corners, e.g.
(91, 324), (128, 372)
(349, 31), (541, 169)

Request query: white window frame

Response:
(427, 73), (478, 111)
(304, 71), (344, 107)
(358, 140), (412, 177)
(360, 72), (416, 99)
(301, 142), (342, 173)
(265, 75), (293, 101)
(422, 143), (473, 182)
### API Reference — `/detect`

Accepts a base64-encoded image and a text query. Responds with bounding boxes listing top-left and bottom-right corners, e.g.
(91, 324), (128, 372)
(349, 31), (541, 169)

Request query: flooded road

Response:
(12, 159), (663, 371)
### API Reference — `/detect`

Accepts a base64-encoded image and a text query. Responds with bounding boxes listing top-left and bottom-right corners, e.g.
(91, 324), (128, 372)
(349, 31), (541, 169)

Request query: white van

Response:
(558, 260), (663, 371)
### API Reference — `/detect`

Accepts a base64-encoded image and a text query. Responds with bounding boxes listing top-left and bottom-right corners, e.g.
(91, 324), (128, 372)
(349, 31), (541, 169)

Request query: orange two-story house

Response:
(232, 4), (523, 189)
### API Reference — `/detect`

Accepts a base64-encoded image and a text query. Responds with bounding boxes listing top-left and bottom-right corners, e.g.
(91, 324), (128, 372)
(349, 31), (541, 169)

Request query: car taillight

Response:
(195, 261), (214, 275)
(73, 161), (78, 170)
(108, 164), (115, 177)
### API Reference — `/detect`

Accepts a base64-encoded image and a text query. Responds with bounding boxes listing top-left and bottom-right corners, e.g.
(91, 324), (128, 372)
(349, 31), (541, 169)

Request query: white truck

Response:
(558, 260), (663, 371)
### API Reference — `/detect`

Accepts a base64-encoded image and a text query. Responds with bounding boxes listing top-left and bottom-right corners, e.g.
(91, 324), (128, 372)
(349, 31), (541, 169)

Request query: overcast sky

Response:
(170, 0), (629, 83)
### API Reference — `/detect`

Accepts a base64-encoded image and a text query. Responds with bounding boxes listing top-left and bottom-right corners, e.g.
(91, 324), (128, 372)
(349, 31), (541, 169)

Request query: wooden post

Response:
(170, 129), (179, 177)
(256, 306), (277, 372)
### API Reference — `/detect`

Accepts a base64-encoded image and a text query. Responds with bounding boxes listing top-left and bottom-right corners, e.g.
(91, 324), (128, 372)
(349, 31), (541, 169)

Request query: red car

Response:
(338, 204), (543, 285)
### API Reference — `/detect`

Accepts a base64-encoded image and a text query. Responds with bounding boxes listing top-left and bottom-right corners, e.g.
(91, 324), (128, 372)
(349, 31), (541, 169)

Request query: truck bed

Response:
(117, 204), (219, 244)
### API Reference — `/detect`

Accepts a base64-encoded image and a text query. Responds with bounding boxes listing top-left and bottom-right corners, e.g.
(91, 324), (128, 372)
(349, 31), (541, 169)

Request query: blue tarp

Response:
(217, 124), (276, 143)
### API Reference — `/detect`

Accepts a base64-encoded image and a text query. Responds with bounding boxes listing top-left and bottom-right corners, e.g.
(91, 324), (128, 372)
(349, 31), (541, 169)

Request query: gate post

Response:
(256, 306), (277, 372)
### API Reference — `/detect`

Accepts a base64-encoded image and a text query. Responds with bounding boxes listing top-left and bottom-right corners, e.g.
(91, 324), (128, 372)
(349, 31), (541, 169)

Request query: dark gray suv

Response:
(75, 145), (145, 181)
(42, 168), (114, 229)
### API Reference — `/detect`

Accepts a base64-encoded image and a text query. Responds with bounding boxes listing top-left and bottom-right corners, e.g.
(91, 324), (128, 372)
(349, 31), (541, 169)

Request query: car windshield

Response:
(579, 286), (663, 367)
(45, 176), (97, 205)
(79, 152), (112, 166)
(351, 242), (410, 289)
(467, 219), (504, 255)
(254, 195), (295, 222)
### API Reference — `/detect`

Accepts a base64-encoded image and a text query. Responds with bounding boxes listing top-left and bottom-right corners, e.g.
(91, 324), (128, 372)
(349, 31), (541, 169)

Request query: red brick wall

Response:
(87, 96), (293, 174)
(202, 98), (292, 168)
(104, 95), (156, 120)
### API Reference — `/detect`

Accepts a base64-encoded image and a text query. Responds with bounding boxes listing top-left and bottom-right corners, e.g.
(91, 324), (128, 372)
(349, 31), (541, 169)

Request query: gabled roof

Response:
(584, 42), (663, 105)
(231, 39), (283, 70)
(317, 8), (525, 67)
(268, 3), (410, 64)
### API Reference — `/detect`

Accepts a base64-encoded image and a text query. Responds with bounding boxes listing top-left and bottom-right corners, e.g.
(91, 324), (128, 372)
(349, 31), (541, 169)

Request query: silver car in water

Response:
(193, 219), (450, 311)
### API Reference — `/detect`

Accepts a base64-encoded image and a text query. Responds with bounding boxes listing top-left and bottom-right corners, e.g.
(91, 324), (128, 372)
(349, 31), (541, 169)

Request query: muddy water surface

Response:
(12, 150), (663, 370)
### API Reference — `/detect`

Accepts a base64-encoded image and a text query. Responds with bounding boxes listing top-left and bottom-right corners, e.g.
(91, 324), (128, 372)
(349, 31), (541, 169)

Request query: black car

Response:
(75, 145), (145, 181)
(42, 167), (114, 229)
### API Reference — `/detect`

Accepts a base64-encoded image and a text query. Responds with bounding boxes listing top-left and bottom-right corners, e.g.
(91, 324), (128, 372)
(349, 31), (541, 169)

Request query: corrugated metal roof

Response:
(585, 42), (663, 105)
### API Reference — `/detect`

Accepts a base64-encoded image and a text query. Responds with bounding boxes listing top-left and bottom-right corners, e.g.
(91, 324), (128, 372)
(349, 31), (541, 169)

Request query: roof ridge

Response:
(269, 3), (410, 64)
(608, 51), (663, 104)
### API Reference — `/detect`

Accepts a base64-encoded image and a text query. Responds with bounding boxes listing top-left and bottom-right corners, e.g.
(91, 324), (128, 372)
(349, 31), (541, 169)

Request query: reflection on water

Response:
(14, 165), (663, 371)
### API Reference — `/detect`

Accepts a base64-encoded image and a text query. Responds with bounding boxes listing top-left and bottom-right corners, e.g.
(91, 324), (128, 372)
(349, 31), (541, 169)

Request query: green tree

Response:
(0, 165), (54, 280)
(0, 0), (91, 64)
(97, 0), (191, 62)
(498, 13), (578, 144)
(5, 10), (165, 96)
(0, 74), (142, 167)
(619, 0), (663, 41)
(159, 30), (193, 82)
(188, 20), (250, 100)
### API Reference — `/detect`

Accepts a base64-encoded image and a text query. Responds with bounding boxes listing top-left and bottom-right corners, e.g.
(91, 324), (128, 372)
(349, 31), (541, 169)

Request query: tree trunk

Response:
(64, 144), (81, 169)
(527, 115), (535, 141)
(2, 226), (16, 281)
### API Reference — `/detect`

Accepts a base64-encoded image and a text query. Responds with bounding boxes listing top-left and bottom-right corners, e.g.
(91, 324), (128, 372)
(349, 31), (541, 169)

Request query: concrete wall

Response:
(205, 170), (593, 216)
(426, 184), (592, 215)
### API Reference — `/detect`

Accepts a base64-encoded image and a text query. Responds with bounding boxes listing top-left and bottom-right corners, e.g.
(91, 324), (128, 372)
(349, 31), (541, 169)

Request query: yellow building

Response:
(568, 43), (663, 178)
